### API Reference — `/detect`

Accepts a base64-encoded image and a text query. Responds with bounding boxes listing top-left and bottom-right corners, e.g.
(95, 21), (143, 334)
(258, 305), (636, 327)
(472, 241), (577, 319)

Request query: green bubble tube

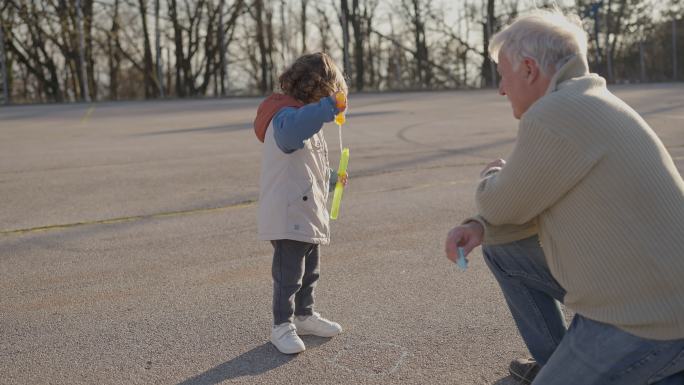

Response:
(330, 148), (350, 220)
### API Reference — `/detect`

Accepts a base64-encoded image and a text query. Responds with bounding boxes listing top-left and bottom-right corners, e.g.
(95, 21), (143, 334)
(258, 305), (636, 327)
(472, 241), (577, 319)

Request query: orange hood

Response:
(253, 93), (304, 143)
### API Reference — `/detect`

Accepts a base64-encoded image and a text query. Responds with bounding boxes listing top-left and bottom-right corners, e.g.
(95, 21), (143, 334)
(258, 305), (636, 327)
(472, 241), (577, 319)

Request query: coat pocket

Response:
(286, 179), (323, 237)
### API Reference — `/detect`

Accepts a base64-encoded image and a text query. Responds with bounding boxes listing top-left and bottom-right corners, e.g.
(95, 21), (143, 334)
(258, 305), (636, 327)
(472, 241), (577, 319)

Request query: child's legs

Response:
(295, 244), (320, 317)
(271, 239), (315, 325)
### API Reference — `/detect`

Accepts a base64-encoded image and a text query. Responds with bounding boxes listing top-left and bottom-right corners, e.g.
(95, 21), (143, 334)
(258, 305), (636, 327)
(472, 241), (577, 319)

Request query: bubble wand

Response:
(330, 92), (349, 220)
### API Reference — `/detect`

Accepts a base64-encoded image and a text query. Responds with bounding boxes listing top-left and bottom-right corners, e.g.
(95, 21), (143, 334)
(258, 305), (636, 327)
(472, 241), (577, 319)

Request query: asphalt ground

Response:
(1, 84), (683, 385)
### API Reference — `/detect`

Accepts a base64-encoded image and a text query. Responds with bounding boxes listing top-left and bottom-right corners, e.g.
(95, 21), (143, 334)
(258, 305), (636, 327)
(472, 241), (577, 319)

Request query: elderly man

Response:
(445, 10), (684, 385)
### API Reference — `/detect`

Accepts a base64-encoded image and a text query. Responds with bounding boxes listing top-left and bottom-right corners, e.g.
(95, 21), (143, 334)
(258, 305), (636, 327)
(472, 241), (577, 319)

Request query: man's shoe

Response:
(293, 312), (342, 337)
(270, 323), (305, 354)
(509, 357), (541, 384)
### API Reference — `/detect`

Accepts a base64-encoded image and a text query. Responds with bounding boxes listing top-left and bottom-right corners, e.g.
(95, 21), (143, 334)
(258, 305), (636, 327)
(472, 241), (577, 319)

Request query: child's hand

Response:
(334, 91), (347, 112)
(338, 171), (349, 186)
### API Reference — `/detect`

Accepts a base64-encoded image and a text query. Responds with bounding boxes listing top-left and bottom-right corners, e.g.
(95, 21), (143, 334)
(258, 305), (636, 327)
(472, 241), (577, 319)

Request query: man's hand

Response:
(480, 159), (506, 178)
(445, 221), (485, 263)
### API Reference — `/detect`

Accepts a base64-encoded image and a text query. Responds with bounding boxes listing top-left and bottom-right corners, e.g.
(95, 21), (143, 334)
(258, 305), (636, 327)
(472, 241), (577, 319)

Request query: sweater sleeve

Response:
(476, 117), (601, 226)
(329, 168), (338, 192)
(272, 96), (339, 154)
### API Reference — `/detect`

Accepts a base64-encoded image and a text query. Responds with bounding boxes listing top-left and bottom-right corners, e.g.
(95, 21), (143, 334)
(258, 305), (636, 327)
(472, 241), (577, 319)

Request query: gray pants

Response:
(271, 239), (320, 325)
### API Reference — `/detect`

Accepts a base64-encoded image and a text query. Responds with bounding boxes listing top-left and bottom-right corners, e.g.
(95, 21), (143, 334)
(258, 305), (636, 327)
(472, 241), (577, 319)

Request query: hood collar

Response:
(253, 93), (304, 143)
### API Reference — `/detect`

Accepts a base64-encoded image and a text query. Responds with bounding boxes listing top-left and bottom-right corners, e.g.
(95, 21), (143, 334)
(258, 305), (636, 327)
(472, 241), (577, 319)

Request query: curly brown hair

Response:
(279, 52), (348, 104)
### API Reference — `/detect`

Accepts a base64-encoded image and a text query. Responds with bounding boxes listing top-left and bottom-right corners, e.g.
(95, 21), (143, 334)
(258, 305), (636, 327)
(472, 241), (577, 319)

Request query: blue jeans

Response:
(483, 236), (684, 385)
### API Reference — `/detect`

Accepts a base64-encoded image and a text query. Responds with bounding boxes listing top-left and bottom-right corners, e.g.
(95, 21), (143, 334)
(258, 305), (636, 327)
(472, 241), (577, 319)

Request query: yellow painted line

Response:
(1, 200), (255, 236)
(81, 105), (95, 124)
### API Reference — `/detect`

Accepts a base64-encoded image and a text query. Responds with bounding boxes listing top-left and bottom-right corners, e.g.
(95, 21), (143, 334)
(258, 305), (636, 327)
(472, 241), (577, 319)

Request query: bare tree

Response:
(400, 0), (433, 88)
(349, 0), (364, 90)
(137, 0), (157, 98)
(0, 4), (10, 103)
(167, 0), (184, 96)
(363, 0), (380, 89)
(314, 2), (332, 53)
(278, 0), (287, 65)
(387, 13), (403, 89)
(155, 0), (164, 97)
(370, 28), (459, 85)
(218, 0), (227, 96)
(6, 0), (63, 101)
(167, 0), (213, 97)
(76, 0), (90, 101)
(252, 0), (272, 94)
(603, 0), (631, 83)
(300, 0), (308, 53)
(0, 0), (679, 103)
(340, 0), (351, 76)
(165, 0), (242, 97)
(106, 0), (121, 99)
(481, 0), (497, 87)
(219, 0), (245, 94)
(433, 1), (479, 87)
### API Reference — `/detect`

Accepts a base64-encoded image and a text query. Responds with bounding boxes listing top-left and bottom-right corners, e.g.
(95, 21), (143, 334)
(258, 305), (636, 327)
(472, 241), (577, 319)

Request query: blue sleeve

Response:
(272, 96), (339, 154)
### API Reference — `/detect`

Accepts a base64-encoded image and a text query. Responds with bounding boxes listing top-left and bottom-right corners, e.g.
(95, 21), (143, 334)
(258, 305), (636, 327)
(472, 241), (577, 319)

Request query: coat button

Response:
(302, 196), (308, 201)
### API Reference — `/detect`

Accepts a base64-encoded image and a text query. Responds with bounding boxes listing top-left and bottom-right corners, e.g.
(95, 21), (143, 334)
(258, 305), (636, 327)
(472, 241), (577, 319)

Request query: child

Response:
(253, 52), (348, 354)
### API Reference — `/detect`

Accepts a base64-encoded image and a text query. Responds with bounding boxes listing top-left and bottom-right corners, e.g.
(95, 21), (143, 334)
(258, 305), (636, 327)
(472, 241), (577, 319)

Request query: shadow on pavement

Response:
(175, 337), (331, 385)
(139, 122), (252, 136)
(493, 375), (520, 385)
(137, 110), (395, 137)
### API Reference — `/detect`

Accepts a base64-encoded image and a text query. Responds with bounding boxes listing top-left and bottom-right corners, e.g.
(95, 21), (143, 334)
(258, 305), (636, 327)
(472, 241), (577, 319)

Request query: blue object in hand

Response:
(457, 247), (468, 271)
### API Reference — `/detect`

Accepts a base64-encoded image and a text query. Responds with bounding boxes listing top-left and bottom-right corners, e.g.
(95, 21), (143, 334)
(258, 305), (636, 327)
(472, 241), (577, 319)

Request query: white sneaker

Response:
(294, 312), (342, 337)
(270, 323), (305, 354)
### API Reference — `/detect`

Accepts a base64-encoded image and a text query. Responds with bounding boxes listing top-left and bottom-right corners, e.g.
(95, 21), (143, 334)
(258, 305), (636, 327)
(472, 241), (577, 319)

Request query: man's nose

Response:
(498, 83), (505, 96)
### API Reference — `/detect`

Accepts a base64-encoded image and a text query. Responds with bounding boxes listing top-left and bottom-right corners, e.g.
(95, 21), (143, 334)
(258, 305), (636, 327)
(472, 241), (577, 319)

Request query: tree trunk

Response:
(218, 0), (227, 96)
(408, 0), (430, 88)
(340, 0), (351, 76)
(0, 15), (9, 103)
(138, 0), (156, 98)
(481, 0), (496, 87)
(76, 0), (90, 101)
(198, 3), (217, 95)
(254, 0), (269, 94)
(168, 0), (185, 97)
(108, 0), (121, 99)
(83, 0), (95, 100)
(315, 3), (330, 53)
(351, 0), (364, 91)
(604, 0), (614, 82)
(366, 10), (375, 89)
(300, 0), (308, 53)
(155, 0), (164, 97)
(54, 1), (78, 101)
(266, 4), (275, 90)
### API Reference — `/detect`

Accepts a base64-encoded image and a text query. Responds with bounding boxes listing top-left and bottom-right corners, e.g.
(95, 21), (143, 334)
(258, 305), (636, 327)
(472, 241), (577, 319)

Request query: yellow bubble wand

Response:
(330, 92), (349, 220)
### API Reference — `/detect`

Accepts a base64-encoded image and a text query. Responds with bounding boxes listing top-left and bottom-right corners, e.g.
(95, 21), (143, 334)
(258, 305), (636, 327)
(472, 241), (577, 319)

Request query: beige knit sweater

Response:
(473, 55), (684, 340)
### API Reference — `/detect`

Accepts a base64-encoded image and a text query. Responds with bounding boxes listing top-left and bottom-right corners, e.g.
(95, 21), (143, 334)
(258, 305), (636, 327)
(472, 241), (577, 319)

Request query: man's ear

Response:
(522, 58), (540, 84)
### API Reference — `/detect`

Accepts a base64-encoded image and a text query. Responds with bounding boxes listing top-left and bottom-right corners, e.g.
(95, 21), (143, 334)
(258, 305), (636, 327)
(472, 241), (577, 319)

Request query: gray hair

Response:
(489, 10), (588, 75)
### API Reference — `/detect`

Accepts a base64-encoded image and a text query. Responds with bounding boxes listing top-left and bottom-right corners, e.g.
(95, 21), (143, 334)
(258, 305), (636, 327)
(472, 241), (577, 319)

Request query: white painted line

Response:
(328, 341), (410, 377)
